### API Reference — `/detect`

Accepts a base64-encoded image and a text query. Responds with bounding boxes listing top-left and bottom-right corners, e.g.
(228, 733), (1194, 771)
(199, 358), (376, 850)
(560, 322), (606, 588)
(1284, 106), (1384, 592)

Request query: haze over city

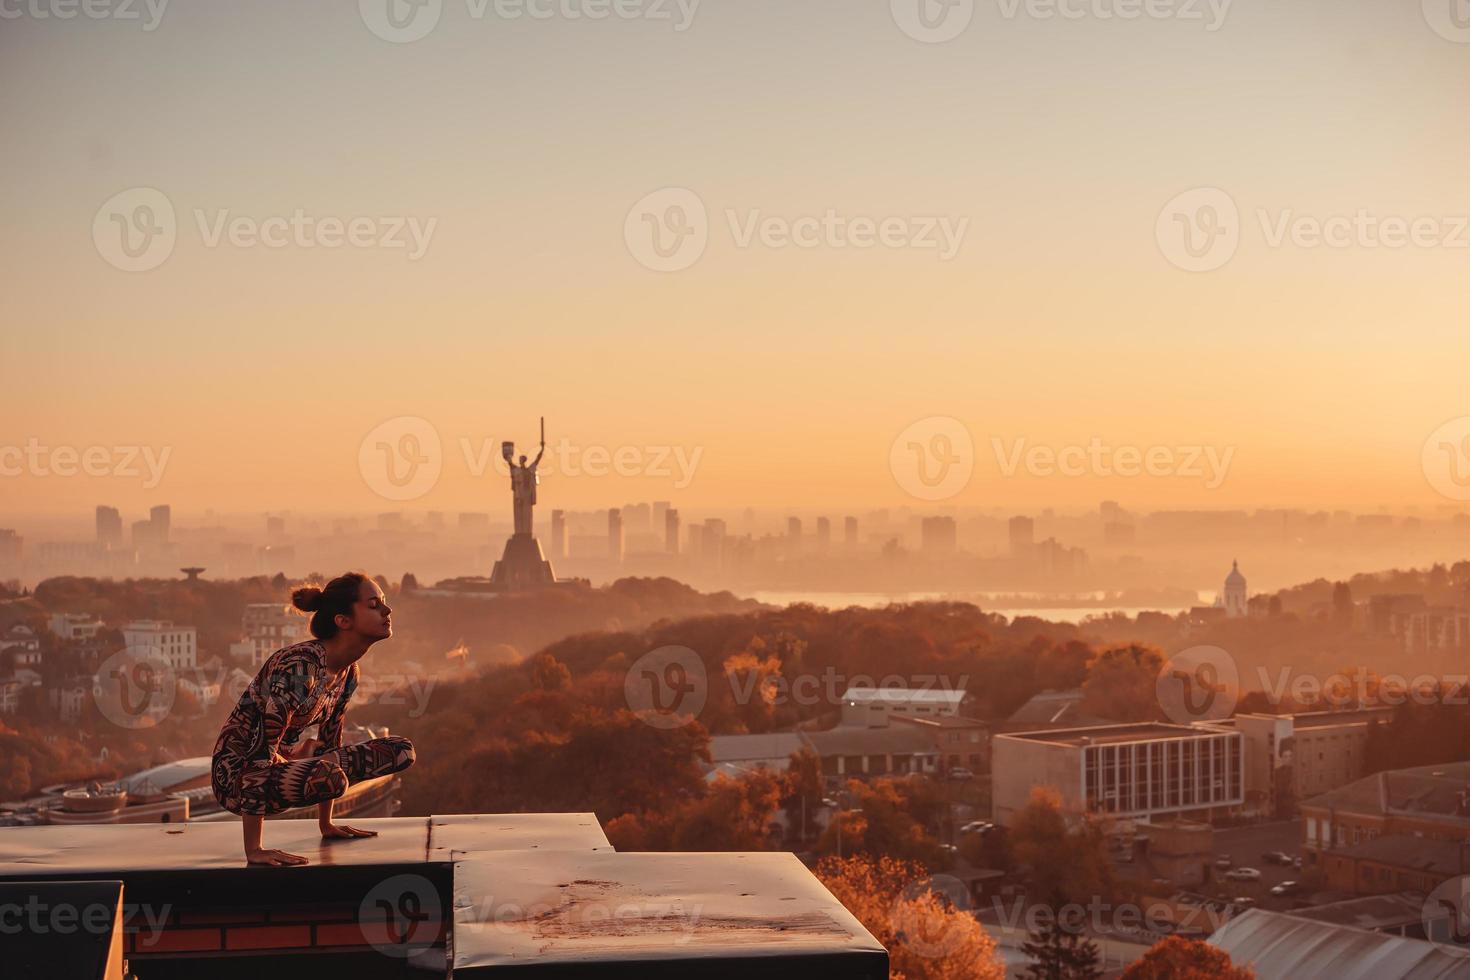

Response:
(5, 2), (1470, 978)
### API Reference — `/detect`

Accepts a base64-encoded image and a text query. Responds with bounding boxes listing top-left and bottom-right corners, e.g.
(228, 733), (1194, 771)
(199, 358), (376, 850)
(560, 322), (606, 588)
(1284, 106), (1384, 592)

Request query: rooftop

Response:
(708, 733), (807, 764)
(1328, 834), (1470, 877)
(0, 814), (886, 979)
(997, 722), (1231, 748)
(1290, 892), (1434, 932)
(1209, 908), (1470, 980)
(1302, 762), (1470, 822)
(840, 687), (965, 706)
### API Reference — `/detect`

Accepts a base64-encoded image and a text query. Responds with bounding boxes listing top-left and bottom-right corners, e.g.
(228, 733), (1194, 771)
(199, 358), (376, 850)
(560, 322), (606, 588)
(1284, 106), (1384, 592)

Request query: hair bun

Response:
(291, 586), (324, 612)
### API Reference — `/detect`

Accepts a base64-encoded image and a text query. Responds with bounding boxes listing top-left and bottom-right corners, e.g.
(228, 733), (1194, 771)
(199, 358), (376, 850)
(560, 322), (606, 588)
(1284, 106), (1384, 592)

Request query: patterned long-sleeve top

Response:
(212, 640), (359, 770)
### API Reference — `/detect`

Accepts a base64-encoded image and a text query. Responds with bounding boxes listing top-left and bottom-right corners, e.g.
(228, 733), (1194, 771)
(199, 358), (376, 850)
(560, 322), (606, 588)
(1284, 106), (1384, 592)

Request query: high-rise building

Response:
(265, 515), (286, 539)
(608, 508), (624, 563)
(96, 506), (123, 549)
(816, 517), (831, 551)
(550, 509), (567, 559)
(458, 513), (490, 531)
(0, 530), (23, 563)
(1008, 516), (1035, 558)
(653, 501), (671, 529)
(702, 519), (727, 567)
(150, 505), (171, 544)
(665, 509), (680, 555)
(920, 516), (957, 554)
(787, 517), (802, 540)
(622, 503), (651, 535)
(844, 516), (858, 547)
(131, 519), (157, 551)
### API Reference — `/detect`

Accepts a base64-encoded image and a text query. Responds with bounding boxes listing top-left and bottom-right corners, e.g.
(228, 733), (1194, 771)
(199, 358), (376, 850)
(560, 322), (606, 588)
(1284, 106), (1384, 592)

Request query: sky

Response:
(2, 0), (1469, 520)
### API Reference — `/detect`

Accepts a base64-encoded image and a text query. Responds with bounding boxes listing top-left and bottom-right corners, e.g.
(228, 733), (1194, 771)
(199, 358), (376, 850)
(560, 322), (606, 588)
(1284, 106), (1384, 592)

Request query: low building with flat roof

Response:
(992, 723), (1243, 827)
(837, 685), (968, 728)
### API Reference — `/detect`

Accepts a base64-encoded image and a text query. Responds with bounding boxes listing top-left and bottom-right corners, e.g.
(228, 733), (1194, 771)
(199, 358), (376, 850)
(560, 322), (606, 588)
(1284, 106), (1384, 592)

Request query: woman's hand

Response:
(320, 823), (378, 841)
(246, 847), (309, 867)
(289, 737), (321, 760)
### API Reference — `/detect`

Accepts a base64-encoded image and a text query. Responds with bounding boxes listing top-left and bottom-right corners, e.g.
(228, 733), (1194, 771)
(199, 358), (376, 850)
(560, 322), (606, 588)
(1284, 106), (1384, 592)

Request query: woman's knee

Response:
(305, 758), (350, 802)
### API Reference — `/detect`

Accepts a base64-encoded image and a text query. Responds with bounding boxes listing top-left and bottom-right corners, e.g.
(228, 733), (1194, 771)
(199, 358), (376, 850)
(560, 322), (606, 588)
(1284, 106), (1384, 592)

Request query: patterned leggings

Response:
(212, 736), (416, 817)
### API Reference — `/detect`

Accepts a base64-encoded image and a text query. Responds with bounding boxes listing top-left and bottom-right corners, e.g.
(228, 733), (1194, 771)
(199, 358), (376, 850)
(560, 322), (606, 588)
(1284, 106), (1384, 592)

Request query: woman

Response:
(211, 572), (416, 866)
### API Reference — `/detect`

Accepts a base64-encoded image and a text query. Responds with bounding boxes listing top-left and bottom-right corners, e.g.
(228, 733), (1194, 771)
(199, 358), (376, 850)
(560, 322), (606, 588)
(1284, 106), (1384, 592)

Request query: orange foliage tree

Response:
(1120, 936), (1254, 979)
(816, 853), (1004, 980)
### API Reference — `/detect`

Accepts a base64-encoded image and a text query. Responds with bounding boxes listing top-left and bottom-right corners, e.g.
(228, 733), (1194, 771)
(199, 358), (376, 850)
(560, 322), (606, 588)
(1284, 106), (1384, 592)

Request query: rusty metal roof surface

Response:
(450, 850), (888, 978)
(0, 813), (611, 876)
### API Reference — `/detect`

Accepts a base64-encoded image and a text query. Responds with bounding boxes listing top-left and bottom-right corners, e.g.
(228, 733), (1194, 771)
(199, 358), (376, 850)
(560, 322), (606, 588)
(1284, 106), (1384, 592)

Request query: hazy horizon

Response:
(5, 0), (1470, 517)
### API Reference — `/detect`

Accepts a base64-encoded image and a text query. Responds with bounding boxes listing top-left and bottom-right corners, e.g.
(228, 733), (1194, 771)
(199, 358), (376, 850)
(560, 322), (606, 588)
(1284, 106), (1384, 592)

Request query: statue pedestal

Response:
(489, 533), (558, 591)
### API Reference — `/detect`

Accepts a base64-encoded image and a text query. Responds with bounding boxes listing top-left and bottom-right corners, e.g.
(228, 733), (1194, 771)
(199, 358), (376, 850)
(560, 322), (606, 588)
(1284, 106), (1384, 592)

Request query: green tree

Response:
(1021, 915), (1102, 980)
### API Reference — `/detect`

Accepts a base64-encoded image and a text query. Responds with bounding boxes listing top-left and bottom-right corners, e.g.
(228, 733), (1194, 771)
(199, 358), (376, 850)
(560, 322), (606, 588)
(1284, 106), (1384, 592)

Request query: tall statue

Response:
(503, 417), (546, 537)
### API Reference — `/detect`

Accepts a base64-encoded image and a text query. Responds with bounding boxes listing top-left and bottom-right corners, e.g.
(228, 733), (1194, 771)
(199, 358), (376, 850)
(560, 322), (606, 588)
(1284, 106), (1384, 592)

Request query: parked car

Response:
(1214, 855), (1233, 870)
(1269, 880), (1300, 896)
(948, 767), (975, 782)
(1224, 867), (1261, 882)
(1261, 851), (1292, 865)
(960, 820), (993, 836)
(1292, 856), (1303, 870)
(1232, 897), (1257, 909)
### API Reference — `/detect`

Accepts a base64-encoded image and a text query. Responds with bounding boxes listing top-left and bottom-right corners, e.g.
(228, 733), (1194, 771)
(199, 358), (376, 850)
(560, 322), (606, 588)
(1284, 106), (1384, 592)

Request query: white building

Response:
(122, 620), (197, 670)
(177, 670), (222, 711)
(49, 678), (90, 723)
(0, 677), (20, 715)
(1, 625), (42, 670)
(992, 723), (1244, 827)
(838, 685), (969, 728)
(229, 604), (309, 667)
(1221, 561), (1248, 618)
(50, 612), (105, 641)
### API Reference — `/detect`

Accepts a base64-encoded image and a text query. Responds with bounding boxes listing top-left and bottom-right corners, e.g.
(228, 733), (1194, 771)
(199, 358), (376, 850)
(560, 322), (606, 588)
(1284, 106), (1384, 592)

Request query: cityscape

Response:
(6, 1), (1470, 978)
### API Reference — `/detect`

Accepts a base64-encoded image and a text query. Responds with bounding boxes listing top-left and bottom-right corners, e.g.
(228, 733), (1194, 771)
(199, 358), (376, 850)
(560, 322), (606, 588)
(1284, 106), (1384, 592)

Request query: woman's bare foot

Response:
(246, 847), (309, 867)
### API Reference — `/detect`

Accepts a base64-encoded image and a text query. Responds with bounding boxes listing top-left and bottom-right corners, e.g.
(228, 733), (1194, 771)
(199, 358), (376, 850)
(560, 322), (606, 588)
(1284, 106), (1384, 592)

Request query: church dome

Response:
(1225, 560), (1246, 586)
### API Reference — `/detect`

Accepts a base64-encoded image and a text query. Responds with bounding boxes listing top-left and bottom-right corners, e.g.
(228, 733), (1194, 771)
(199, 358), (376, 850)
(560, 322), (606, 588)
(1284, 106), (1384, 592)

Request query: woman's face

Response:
(346, 579), (393, 640)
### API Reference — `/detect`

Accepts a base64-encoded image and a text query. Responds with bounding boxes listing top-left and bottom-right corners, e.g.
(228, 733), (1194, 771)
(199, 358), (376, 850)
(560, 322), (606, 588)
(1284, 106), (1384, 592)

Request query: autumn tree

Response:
(1080, 644), (1166, 722)
(1009, 788), (1113, 907)
(817, 854), (1004, 980)
(783, 748), (825, 843)
(1120, 936), (1254, 979)
(816, 779), (946, 868)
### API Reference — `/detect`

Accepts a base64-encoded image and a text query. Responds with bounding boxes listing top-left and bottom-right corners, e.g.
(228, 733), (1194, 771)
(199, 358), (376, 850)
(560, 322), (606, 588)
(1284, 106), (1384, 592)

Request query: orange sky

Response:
(3, 1), (1469, 518)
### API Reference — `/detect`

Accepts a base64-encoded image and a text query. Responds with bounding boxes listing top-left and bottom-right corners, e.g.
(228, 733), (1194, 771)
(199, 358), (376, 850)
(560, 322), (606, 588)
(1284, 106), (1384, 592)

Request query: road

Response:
(1207, 820), (1311, 905)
